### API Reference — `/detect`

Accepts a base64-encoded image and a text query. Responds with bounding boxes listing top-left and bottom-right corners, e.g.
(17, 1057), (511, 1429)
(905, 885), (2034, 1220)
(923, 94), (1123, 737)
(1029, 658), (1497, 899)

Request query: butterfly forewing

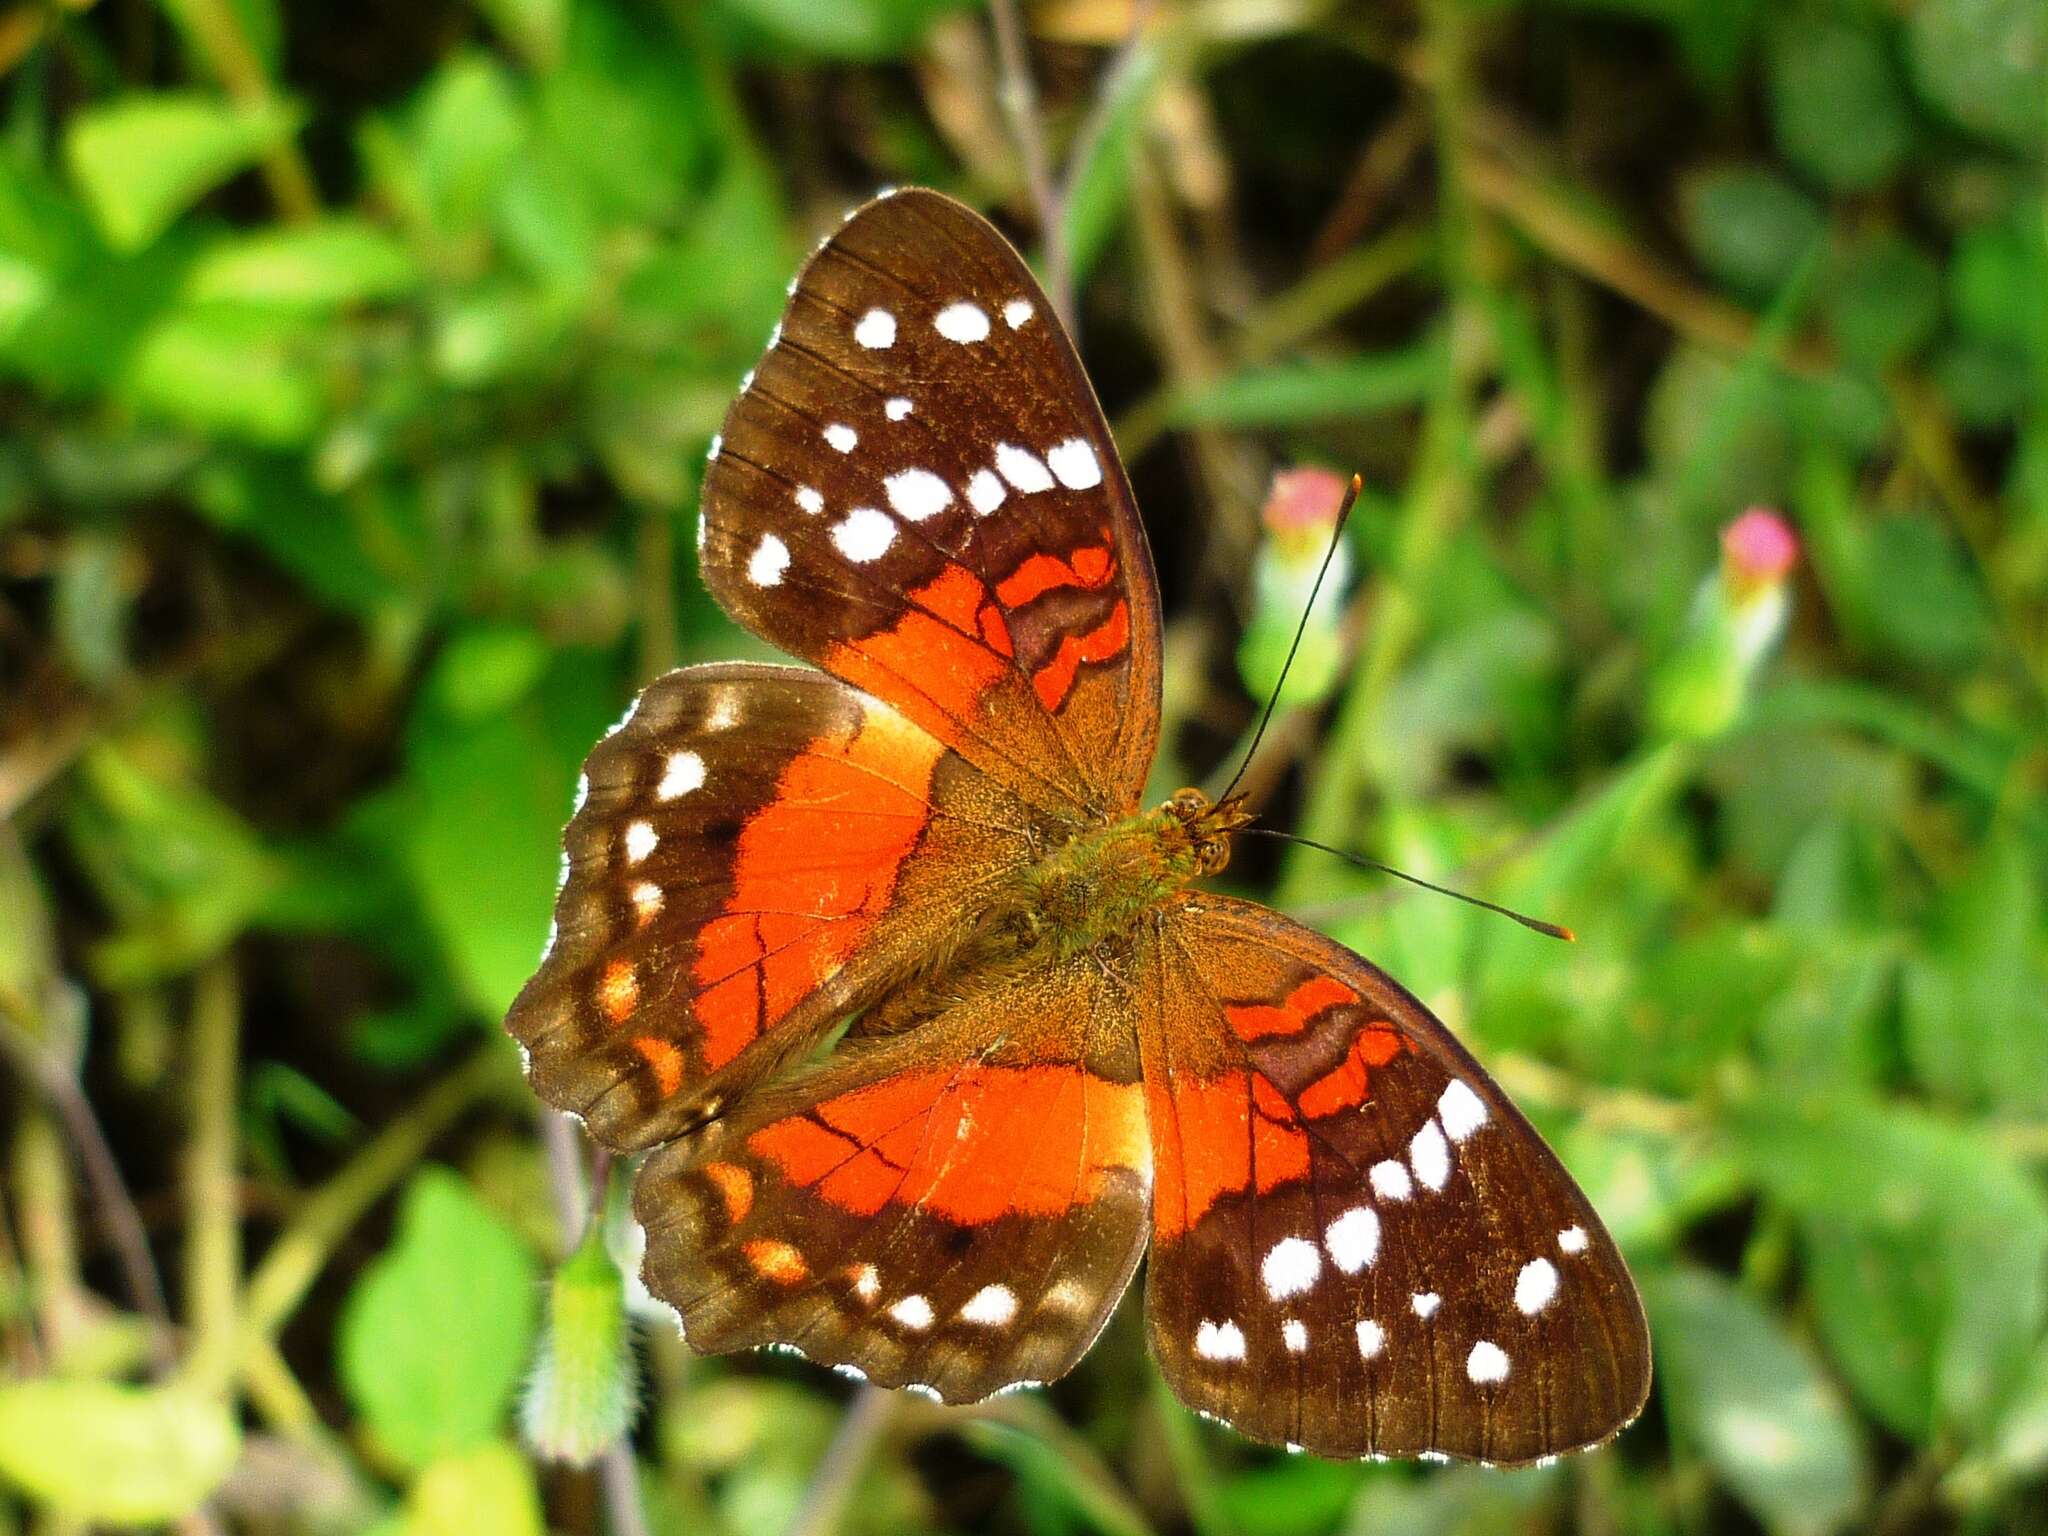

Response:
(506, 662), (1038, 1150)
(1138, 896), (1651, 1463)
(699, 189), (1161, 820)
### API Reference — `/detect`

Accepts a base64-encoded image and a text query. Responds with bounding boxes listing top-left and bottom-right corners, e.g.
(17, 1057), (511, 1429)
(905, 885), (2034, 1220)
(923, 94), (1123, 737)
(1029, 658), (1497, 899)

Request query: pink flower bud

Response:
(1721, 508), (1799, 594)
(1262, 467), (1350, 539)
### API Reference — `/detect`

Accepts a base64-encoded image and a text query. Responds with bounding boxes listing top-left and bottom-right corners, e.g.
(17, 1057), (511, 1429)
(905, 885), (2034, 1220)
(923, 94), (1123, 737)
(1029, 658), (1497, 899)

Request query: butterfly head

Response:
(1159, 787), (1256, 879)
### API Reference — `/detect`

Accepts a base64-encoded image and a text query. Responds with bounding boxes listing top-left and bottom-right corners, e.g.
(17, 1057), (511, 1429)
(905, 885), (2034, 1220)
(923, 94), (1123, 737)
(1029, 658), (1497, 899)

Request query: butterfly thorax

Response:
(1013, 788), (1251, 959)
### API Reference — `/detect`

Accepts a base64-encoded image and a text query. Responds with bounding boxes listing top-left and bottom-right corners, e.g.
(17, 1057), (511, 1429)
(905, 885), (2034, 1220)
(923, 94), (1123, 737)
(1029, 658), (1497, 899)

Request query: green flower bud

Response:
(520, 1225), (637, 1467)
(1649, 508), (1799, 741)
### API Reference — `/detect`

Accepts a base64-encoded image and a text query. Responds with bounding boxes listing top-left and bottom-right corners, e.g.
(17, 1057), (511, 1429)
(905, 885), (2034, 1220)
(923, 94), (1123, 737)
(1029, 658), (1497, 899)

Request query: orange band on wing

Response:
(1031, 599), (1130, 711)
(691, 708), (943, 1069)
(1224, 975), (1358, 1041)
(1148, 1070), (1311, 1240)
(748, 1065), (1149, 1226)
(1295, 1025), (1403, 1119)
(995, 546), (1116, 609)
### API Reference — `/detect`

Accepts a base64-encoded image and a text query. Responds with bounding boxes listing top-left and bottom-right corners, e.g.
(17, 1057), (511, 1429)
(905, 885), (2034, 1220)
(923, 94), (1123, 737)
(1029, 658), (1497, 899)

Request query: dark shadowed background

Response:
(0, 0), (2044, 1532)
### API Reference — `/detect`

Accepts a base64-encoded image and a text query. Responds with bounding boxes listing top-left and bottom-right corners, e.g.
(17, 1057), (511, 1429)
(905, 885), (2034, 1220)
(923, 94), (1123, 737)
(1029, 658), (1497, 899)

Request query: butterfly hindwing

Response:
(1137, 896), (1650, 1464)
(699, 188), (1162, 820)
(635, 951), (1152, 1401)
(507, 662), (1038, 1150)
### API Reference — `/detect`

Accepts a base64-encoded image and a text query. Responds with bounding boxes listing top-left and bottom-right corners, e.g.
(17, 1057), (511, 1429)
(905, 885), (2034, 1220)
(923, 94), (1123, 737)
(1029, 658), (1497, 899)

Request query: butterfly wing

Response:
(634, 949), (1152, 1401)
(699, 188), (1161, 821)
(507, 663), (1040, 1150)
(1137, 895), (1650, 1464)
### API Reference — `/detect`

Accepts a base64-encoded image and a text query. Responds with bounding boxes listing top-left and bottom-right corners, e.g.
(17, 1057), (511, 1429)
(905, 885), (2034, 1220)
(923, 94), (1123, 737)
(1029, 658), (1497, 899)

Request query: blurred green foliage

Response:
(0, 0), (2044, 1532)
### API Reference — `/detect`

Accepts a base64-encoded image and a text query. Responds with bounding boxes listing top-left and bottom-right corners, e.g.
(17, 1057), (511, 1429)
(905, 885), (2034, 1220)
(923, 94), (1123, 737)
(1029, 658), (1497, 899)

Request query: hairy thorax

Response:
(1018, 788), (1242, 957)
(858, 790), (1251, 1036)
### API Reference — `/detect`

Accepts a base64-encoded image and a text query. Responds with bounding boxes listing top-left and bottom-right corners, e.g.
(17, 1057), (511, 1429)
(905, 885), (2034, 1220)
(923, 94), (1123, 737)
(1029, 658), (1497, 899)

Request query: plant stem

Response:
(183, 958), (240, 1394)
(156, 0), (319, 220)
(786, 1386), (899, 1536)
(0, 1006), (174, 1364)
(988, 0), (1073, 331)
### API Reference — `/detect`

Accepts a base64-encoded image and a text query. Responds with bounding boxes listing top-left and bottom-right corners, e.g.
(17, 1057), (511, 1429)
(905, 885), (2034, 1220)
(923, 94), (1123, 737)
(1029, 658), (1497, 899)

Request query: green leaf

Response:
(338, 1167), (539, 1469)
(0, 1381), (240, 1523)
(64, 92), (302, 252)
(123, 303), (326, 446)
(185, 219), (421, 309)
(1164, 343), (1442, 428)
(400, 652), (616, 1018)
(1061, 34), (1168, 286)
(1823, 232), (1941, 369)
(713, 0), (974, 59)
(1643, 1266), (1866, 1536)
(1765, 15), (1911, 191)
(1902, 840), (2048, 1113)
(1802, 1218), (1941, 1440)
(1727, 1091), (2048, 1431)
(400, 1441), (545, 1536)
(410, 54), (529, 237)
(1908, 0), (2046, 150)
(1680, 167), (1826, 300)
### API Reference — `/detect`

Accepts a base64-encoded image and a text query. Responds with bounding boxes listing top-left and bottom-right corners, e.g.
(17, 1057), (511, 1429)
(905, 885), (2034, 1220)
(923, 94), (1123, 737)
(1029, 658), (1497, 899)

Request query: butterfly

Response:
(507, 188), (1650, 1464)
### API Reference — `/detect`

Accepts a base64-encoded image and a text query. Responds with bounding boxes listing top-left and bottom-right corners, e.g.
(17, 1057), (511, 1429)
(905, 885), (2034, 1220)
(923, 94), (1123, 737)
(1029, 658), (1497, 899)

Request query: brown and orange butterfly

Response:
(508, 188), (1650, 1464)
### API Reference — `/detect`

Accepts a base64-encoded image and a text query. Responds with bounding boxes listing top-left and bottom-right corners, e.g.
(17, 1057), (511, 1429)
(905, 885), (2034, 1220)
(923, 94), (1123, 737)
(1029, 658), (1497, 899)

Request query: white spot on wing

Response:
(934, 301), (991, 343)
(885, 396), (913, 420)
(1325, 1207), (1380, 1274)
(832, 507), (895, 563)
(1411, 1291), (1440, 1319)
(852, 1264), (880, 1302)
(1194, 1319), (1246, 1362)
(967, 469), (1006, 515)
(1355, 1319), (1384, 1359)
(629, 881), (663, 923)
(824, 423), (858, 453)
(656, 750), (705, 801)
(884, 467), (952, 522)
(1410, 1120), (1451, 1191)
(854, 308), (896, 349)
(1282, 1319), (1307, 1353)
(1003, 297), (1034, 328)
(623, 821), (657, 864)
(747, 533), (790, 587)
(1515, 1257), (1559, 1315)
(1467, 1340), (1510, 1383)
(890, 1294), (934, 1330)
(1047, 438), (1103, 489)
(960, 1284), (1018, 1325)
(1370, 1159), (1413, 1201)
(1438, 1079), (1488, 1142)
(706, 433), (721, 462)
(995, 442), (1054, 493)
(1559, 1225), (1588, 1254)
(795, 485), (824, 515)
(1261, 1236), (1321, 1301)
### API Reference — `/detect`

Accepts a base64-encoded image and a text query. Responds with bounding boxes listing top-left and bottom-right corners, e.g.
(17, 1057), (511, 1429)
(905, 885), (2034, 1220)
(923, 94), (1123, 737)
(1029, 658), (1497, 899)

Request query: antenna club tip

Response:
(1556, 925), (1577, 943)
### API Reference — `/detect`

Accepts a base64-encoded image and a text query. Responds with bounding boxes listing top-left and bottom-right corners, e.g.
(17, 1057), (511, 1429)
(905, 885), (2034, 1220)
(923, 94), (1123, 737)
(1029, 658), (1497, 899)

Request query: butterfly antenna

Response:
(1235, 827), (1576, 942)
(1215, 473), (1363, 805)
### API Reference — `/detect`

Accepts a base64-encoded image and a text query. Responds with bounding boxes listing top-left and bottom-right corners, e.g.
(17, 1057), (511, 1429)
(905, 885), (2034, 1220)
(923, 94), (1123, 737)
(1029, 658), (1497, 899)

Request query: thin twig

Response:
(0, 1005), (175, 1363)
(988, 0), (1072, 330)
(157, 0), (319, 220)
(786, 1386), (900, 1536)
(184, 959), (241, 1394)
